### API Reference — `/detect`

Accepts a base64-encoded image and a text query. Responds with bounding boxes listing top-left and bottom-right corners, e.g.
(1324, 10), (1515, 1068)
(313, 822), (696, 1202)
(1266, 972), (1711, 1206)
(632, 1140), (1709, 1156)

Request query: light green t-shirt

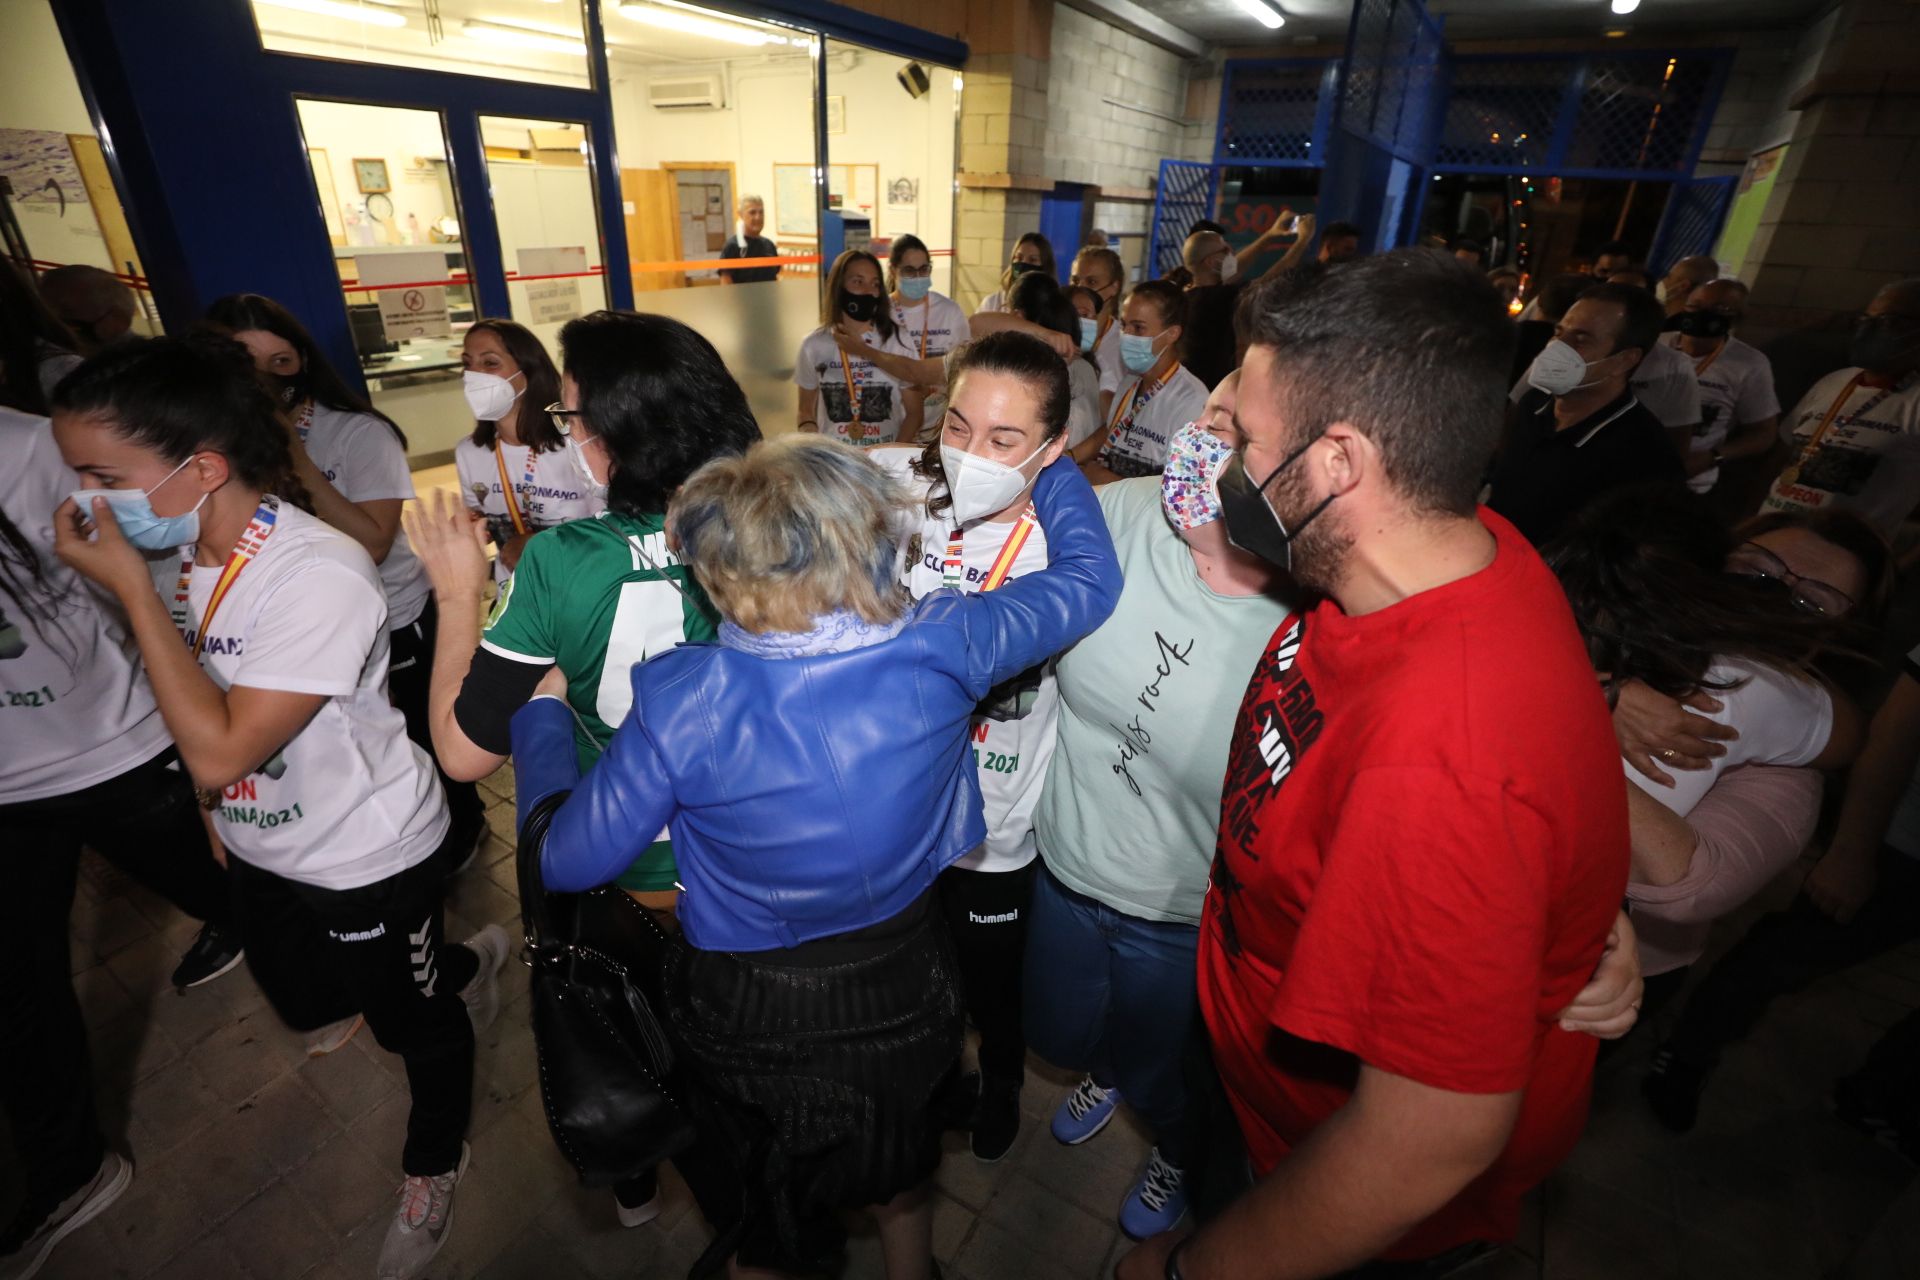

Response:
(1036, 478), (1294, 925)
(480, 510), (717, 891)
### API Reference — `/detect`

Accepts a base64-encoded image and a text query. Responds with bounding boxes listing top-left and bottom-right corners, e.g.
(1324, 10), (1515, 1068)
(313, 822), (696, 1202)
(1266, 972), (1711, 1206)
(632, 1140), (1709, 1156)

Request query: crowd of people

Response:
(2, 206), (1917, 1280)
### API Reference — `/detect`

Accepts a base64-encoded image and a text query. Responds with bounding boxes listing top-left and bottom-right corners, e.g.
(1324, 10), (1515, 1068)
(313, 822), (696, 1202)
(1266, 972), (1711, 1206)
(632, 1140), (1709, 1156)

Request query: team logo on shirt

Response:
(1210, 618), (1322, 959)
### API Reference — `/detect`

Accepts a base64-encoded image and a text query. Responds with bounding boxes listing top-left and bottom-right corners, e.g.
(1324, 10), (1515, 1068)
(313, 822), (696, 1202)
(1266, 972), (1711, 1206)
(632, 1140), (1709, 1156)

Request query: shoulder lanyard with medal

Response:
(1691, 340), (1728, 379)
(1779, 371), (1912, 488)
(838, 342), (869, 444)
(490, 439), (540, 537)
(292, 398), (316, 443)
(1102, 360), (1180, 461)
(170, 496), (281, 808)
(943, 505), (1039, 592)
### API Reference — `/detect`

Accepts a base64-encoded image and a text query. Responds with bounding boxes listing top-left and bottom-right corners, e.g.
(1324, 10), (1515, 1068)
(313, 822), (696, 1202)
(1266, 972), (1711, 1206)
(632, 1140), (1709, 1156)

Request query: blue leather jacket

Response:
(511, 457), (1122, 953)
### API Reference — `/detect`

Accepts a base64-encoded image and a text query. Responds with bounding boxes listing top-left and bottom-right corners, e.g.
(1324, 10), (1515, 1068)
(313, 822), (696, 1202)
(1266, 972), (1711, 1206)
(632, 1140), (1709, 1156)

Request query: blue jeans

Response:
(1023, 863), (1199, 1164)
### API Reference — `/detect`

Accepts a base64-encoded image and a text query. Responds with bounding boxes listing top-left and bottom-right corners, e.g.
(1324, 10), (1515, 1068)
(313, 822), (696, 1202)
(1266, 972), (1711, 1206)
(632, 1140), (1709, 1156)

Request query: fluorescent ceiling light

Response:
(1611, 0), (1640, 11)
(462, 20), (588, 55)
(258, 0), (406, 27)
(1234, 0), (1285, 29)
(618, 2), (788, 46)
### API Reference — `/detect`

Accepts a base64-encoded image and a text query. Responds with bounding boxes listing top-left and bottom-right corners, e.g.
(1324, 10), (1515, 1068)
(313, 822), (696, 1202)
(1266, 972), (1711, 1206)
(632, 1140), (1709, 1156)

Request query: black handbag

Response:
(515, 790), (697, 1186)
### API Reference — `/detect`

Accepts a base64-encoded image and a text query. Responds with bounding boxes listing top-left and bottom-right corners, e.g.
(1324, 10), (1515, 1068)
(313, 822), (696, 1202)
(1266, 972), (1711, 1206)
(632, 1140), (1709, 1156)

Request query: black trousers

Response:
(1666, 847), (1920, 1103)
(938, 858), (1037, 1087)
(388, 598), (485, 851)
(228, 853), (478, 1175)
(0, 748), (227, 1207)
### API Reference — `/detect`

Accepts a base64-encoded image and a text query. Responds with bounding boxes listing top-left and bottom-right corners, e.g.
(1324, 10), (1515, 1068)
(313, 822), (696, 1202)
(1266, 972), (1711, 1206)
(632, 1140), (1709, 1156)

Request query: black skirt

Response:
(665, 892), (964, 1277)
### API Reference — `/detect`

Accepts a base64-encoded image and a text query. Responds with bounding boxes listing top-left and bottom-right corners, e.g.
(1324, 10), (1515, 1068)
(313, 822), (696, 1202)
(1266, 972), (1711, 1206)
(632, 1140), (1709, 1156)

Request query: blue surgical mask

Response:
(69, 454), (208, 550)
(1078, 316), (1099, 352)
(564, 430), (609, 502)
(899, 275), (932, 301)
(1120, 332), (1161, 375)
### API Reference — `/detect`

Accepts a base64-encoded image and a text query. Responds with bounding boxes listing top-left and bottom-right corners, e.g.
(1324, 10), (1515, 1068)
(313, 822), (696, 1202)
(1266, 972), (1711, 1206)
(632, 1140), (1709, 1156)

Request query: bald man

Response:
(1178, 215), (1317, 388)
(1658, 255), (1720, 316)
(1764, 278), (1920, 537)
(37, 265), (137, 356)
(1662, 278), (1779, 492)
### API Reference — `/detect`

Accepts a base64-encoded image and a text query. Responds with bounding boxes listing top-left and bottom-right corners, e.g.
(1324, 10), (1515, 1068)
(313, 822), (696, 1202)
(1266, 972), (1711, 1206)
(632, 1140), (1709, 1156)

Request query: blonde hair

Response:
(671, 435), (910, 634)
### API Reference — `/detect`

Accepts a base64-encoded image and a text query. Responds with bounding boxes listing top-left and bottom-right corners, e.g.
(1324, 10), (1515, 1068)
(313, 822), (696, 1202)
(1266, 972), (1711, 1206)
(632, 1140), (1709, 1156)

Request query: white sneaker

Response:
(375, 1143), (470, 1280)
(458, 925), (510, 1036)
(305, 1014), (364, 1058)
(613, 1172), (662, 1228)
(0, 1151), (133, 1280)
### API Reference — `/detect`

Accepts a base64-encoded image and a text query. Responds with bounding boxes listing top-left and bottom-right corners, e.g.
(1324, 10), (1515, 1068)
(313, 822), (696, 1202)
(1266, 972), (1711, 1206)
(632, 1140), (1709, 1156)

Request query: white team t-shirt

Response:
(1067, 358), (1103, 448)
(182, 502), (448, 888)
(1094, 319), (1124, 398)
(453, 436), (603, 582)
(872, 446), (1059, 873)
(893, 291), (971, 428)
(978, 290), (1008, 315)
(1763, 368), (1920, 537)
(0, 412), (174, 802)
(1624, 659), (1833, 818)
(1099, 364), (1209, 478)
(794, 325), (916, 446)
(301, 405), (430, 629)
(1664, 334), (1780, 493)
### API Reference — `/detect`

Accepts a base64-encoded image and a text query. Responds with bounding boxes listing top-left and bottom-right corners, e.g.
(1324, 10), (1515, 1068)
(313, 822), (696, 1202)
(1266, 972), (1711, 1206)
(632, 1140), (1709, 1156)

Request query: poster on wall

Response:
(1714, 145), (1788, 281)
(518, 246), (588, 324)
(773, 163), (817, 237)
(0, 128), (89, 209)
(356, 250), (451, 341)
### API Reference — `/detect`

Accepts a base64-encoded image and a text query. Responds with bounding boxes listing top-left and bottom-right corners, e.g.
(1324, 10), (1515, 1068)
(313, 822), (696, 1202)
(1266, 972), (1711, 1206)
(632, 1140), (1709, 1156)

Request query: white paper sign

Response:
(355, 252), (451, 341)
(518, 246), (587, 279)
(525, 279), (582, 325)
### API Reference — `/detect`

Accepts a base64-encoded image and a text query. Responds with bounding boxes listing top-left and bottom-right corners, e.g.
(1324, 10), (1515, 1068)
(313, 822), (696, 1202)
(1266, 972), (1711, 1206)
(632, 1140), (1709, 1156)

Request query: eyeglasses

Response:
(545, 401), (584, 438)
(896, 264), (933, 279)
(1727, 541), (1856, 618)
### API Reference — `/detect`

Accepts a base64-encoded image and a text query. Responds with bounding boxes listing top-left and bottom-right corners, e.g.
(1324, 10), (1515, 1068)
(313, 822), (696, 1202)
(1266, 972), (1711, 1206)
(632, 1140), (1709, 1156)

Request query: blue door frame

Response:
(49, 0), (964, 394)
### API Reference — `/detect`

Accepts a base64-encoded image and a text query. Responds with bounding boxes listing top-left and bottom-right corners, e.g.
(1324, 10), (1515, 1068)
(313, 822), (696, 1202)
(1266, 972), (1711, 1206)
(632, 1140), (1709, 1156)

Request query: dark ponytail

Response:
(50, 335), (314, 513)
(909, 330), (1070, 519)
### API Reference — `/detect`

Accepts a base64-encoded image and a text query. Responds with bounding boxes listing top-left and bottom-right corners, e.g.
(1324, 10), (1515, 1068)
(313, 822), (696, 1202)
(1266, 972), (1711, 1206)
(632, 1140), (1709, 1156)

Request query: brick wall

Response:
(1043, 3), (1203, 191)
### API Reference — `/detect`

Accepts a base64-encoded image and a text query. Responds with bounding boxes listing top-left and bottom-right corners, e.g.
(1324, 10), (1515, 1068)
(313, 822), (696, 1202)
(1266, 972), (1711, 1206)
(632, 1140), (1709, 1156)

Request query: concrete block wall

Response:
(1042, 3), (1204, 192)
(1740, 0), (1920, 336)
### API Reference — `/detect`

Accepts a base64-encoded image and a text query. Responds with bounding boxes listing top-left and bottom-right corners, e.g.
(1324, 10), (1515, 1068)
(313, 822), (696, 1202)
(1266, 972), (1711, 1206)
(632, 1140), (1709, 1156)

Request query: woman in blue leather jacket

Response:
(511, 331), (1121, 1280)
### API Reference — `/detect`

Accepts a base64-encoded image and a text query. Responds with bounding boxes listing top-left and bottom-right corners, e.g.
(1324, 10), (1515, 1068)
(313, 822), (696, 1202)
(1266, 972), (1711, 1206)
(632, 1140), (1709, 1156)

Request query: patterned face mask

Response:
(1159, 420), (1234, 531)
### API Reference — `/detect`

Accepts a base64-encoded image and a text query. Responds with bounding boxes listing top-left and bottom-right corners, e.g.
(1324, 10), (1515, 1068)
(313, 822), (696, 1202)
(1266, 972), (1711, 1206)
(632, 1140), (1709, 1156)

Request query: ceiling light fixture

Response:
(1233, 0), (1286, 30)
(461, 20), (589, 55)
(617, 2), (786, 46)
(1611, 0), (1641, 13)
(258, 0), (406, 27)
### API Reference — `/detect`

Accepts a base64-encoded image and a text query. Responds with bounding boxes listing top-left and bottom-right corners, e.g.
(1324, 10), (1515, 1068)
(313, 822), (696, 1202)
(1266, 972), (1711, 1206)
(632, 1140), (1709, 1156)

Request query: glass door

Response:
(478, 115), (611, 358)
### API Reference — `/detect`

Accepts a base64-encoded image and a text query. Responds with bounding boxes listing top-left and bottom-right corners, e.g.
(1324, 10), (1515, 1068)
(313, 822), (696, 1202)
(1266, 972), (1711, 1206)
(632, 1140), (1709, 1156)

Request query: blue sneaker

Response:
(1051, 1075), (1121, 1145)
(1119, 1147), (1187, 1240)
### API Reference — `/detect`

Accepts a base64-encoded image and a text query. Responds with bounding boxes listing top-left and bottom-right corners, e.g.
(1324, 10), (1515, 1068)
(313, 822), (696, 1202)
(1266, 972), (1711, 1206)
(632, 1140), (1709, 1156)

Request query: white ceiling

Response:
(1126, 0), (1831, 47)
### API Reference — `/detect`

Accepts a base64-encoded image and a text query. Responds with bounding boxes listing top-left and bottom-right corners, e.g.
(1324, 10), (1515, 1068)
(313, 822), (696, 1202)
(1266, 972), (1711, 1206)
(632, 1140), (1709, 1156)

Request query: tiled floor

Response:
(12, 765), (1920, 1279)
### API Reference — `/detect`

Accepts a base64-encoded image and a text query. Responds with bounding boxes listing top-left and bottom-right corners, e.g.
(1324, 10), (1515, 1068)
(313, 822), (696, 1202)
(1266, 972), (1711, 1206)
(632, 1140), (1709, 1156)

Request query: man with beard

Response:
(1118, 250), (1633, 1279)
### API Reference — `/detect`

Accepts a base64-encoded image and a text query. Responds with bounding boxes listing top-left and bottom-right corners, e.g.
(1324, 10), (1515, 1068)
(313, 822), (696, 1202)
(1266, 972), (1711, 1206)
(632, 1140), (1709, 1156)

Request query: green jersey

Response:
(480, 510), (715, 890)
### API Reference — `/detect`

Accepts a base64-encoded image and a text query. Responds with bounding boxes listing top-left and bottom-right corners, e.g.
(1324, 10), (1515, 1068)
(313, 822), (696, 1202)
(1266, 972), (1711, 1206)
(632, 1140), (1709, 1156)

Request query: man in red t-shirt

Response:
(1119, 251), (1633, 1280)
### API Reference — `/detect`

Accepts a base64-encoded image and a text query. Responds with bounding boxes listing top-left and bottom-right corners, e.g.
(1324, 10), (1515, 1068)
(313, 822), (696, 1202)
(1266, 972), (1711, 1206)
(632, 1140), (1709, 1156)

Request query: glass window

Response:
(825, 40), (960, 299)
(252, 0), (591, 91)
(3, 1), (162, 338)
(608, 2), (822, 431)
(479, 115), (610, 357)
(295, 98), (473, 461)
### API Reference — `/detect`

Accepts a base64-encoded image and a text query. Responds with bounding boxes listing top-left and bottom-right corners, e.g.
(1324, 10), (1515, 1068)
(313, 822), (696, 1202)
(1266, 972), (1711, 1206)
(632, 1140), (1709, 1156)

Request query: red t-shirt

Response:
(1196, 509), (1628, 1260)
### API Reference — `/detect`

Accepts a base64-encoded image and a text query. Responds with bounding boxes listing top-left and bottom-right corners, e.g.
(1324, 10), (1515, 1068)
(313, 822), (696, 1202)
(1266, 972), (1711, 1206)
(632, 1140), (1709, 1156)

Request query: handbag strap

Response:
(515, 789), (572, 947)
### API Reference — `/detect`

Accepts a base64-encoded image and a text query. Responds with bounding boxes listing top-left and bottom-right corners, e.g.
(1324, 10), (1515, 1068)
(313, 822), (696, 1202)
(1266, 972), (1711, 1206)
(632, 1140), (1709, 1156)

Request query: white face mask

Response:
(941, 438), (1049, 525)
(1526, 338), (1602, 397)
(1218, 251), (1239, 283)
(564, 429), (608, 501)
(463, 369), (523, 422)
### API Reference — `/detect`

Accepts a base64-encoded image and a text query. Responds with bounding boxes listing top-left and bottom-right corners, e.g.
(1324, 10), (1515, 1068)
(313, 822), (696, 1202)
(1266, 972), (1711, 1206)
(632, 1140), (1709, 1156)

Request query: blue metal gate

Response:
(1647, 174), (1739, 276)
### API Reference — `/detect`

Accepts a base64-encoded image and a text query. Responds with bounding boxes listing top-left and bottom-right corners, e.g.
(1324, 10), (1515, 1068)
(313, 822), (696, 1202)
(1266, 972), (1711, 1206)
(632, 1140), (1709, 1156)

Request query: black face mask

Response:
(1217, 442), (1335, 572)
(840, 292), (880, 323)
(271, 371), (310, 406)
(1673, 311), (1733, 340)
(1009, 261), (1043, 278)
(1850, 317), (1919, 373)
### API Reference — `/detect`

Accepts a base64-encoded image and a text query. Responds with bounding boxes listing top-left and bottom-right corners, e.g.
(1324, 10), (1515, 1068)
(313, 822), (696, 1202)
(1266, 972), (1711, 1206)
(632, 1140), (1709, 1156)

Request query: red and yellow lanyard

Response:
(943, 504), (1038, 592)
(1104, 360), (1181, 443)
(492, 441), (539, 537)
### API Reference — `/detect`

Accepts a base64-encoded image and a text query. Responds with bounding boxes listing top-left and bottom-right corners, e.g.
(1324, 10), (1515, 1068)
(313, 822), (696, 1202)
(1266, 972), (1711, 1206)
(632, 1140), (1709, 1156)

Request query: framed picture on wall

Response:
(826, 96), (846, 135)
(353, 157), (391, 194)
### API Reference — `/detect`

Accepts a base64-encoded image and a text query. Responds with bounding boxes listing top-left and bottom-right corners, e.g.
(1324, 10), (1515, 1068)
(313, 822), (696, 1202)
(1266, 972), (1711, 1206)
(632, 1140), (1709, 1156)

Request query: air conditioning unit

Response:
(647, 75), (724, 109)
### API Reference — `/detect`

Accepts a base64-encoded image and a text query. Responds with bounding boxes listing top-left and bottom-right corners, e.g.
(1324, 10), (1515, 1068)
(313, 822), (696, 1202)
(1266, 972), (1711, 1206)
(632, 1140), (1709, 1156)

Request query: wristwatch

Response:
(1165, 1238), (1191, 1280)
